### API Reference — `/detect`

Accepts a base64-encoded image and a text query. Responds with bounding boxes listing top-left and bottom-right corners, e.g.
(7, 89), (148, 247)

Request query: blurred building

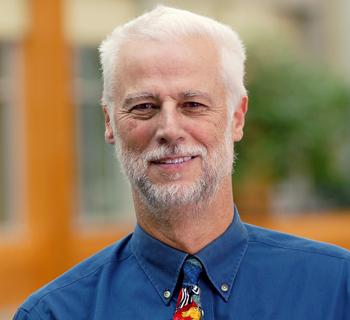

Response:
(0, 0), (349, 316)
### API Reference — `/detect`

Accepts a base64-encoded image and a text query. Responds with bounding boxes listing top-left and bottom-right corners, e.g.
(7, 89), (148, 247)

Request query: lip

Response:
(150, 155), (198, 168)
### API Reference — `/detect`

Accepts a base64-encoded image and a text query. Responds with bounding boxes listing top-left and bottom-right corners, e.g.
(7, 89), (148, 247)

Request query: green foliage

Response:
(235, 45), (350, 206)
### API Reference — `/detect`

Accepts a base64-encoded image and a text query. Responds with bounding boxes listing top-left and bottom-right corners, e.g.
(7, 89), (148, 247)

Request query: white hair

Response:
(99, 5), (247, 118)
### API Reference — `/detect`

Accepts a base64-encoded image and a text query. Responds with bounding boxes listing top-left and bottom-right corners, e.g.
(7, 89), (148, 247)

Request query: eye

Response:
(131, 103), (157, 112)
(130, 103), (158, 114)
(182, 101), (206, 110)
(128, 103), (159, 119)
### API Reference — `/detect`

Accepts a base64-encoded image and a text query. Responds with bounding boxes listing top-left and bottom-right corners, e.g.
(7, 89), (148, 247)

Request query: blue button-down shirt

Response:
(14, 209), (350, 319)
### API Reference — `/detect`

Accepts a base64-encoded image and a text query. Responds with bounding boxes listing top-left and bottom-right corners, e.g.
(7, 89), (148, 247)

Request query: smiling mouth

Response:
(151, 156), (198, 165)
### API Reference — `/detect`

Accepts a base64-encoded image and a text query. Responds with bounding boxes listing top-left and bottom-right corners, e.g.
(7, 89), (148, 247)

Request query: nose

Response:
(155, 102), (185, 145)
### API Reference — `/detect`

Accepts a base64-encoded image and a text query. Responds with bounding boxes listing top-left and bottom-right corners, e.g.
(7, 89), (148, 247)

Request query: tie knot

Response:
(182, 257), (203, 287)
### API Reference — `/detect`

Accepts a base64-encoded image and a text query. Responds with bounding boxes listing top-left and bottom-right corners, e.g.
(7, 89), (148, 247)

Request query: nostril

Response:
(158, 137), (168, 145)
(157, 136), (184, 145)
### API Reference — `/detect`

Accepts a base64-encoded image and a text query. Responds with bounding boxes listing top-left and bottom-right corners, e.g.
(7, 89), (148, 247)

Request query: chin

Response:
(137, 177), (216, 211)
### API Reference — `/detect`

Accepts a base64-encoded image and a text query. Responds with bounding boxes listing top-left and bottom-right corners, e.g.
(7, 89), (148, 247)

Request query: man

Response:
(15, 6), (349, 320)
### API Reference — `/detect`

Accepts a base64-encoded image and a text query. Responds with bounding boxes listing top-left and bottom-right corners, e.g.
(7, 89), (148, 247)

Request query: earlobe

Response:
(232, 96), (248, 142)
(103, 106), (115, 144)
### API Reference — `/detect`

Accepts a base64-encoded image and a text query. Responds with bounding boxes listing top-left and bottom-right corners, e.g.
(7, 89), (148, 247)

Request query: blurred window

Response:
(0, 42), (12, 224)
(0, 44), (5, 222)
(74, 46), (134, 224)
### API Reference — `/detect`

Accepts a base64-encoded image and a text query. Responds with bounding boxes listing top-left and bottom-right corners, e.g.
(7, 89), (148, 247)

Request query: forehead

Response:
(115, 36), (223, 97)
(120, 36), (219, 70)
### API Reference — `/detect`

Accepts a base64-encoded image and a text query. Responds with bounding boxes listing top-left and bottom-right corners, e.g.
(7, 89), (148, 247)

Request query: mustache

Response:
(142, 144), (207, 162)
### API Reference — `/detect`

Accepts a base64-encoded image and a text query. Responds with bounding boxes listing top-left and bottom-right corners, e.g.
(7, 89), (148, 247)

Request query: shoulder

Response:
(245, 222), (350, 260)
(17, 233), (134, 316)
(243, 223), (350, 294)
(244, 222), (350, 262)
(240, 222), (350, 318)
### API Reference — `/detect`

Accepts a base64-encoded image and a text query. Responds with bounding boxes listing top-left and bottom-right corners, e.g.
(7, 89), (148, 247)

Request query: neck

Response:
(133, 178), (234, 254)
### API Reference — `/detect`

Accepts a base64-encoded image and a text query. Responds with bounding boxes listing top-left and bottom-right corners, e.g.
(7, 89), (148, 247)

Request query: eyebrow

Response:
(121, 90), (213, 109)
(122, 92), (157, 109)
(181, 90), (213, 104)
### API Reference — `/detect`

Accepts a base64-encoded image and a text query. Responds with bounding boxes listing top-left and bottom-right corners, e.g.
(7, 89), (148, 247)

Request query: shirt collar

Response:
(196, 207), (249, 301)
(131, 224), (187, 305)
(130, 207), (248, 304)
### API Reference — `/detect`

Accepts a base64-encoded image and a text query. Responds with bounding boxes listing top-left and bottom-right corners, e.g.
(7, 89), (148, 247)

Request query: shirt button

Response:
(163, 290), (171, 299)
(221, 283), (229, 292)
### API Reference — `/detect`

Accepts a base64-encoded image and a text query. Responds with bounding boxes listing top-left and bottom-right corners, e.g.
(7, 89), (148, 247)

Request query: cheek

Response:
(186, 122), (224, 149)
(117, 120), (154, 150)
(126, 120), (138, 133)
(185, 110), (229, 146)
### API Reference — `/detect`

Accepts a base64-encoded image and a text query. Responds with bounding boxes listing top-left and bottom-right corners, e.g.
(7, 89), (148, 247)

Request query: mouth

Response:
(150, 155), (198, 165)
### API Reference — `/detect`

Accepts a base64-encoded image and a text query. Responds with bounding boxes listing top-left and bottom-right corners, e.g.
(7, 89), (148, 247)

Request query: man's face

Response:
(104, 36), (246, 210)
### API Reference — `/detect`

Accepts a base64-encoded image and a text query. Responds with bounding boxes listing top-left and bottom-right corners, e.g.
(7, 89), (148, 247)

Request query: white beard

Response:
(114, 126), (234, 215)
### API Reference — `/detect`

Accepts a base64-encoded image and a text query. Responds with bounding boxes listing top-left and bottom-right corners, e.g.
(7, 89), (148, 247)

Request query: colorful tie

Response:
(173, 257), (204, 320)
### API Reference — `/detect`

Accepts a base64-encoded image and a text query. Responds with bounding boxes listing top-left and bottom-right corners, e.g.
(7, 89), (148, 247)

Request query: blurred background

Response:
(0, 0), (349, 317)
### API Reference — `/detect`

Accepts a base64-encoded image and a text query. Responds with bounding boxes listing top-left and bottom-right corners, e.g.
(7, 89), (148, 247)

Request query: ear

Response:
(232, 96), (248, 142)
(102, 105), (115, 144)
